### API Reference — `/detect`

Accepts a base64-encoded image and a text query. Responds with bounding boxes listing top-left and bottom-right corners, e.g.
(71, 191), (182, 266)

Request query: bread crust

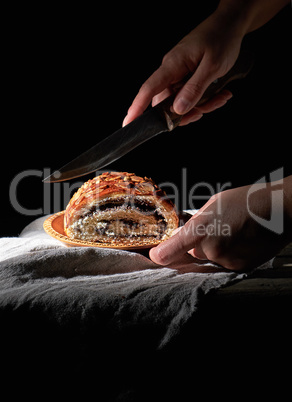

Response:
(64, 172), (179, 246)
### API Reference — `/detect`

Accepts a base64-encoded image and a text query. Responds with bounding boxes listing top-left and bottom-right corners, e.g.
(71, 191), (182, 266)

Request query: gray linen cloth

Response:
(0, 214), (272, 349)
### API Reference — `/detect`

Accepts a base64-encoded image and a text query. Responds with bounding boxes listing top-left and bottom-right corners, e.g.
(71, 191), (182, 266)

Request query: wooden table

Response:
(214, 242), (292, 300)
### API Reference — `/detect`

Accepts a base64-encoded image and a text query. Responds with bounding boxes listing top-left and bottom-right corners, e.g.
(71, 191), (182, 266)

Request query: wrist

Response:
(215, 0), (290, 35)
(213, 0), (252, 38)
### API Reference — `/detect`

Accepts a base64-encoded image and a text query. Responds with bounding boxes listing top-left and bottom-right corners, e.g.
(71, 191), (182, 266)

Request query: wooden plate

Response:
(43, 211), (192, 250)
(43, 211), (162, 250)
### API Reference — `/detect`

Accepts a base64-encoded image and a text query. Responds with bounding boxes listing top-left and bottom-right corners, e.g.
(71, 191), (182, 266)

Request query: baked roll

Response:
(64, 172), (179, 247)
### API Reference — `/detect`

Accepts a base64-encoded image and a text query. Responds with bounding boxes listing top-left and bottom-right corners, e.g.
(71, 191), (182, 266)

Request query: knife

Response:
(44, 51), (253, 183)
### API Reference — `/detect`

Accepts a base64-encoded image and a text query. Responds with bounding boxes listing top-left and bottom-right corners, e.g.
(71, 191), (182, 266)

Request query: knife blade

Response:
(44, 108), (169, 182)
(44, 51), (253, 183)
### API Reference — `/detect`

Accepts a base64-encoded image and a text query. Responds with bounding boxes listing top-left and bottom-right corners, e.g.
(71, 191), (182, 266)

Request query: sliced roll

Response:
(64, 172), (179, 247)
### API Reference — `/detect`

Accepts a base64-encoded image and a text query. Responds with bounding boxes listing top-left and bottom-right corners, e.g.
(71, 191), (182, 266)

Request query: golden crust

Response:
(64, 172), (179, 245)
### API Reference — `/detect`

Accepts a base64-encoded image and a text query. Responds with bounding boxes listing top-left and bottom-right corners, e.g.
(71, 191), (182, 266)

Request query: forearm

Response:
(215, 0), (289, 35)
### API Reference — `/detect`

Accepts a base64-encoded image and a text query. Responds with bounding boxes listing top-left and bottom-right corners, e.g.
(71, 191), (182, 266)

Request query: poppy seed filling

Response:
(69, 196), (168, 243)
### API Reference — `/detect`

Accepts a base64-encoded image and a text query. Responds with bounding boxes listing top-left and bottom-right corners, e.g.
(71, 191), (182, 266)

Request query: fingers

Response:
(173, 56), (218, 115)
(149, 218), (203, 266)
(179, 89), (233, 126)
(123, 60), (233, 128)
(151, 88), (173, 107)
(178, 110), (204, 126)
(123, 46), (192, 127)
(123, 41), (235, 127)
(123, 63), (181, 127)
(150, 199), (220, 266)
(196, 89), (233, 112)
(149, 232), (191, 266)
(124, 85), (232, 128)
(187, 247), (208, 260)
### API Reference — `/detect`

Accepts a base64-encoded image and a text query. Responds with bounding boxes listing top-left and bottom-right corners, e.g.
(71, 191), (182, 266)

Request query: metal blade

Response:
(43, 108), (168, 183)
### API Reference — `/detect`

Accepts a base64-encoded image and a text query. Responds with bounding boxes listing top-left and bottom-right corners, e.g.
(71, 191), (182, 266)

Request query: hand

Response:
(150, 181), (291, 272)
(123, 11), (244, 127)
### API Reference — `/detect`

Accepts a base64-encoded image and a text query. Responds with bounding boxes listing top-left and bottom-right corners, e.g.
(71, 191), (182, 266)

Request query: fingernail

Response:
(122, 115), (129, 127)
(174, 97), (191, 115)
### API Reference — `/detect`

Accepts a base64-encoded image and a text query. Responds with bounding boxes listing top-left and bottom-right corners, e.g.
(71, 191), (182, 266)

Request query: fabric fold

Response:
(0, 215), (272, 348)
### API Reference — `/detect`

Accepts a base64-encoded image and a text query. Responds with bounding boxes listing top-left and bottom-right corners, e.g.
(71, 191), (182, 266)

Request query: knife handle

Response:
(156, 50), (254, 131)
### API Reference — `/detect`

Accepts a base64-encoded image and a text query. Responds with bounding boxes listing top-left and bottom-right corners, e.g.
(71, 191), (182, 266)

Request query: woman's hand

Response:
(123, 11), (244, 127)
(150, 178), (292, 272)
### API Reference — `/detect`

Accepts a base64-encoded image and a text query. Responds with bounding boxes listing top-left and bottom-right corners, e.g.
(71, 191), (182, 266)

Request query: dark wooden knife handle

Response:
(156, 50), (254, 130)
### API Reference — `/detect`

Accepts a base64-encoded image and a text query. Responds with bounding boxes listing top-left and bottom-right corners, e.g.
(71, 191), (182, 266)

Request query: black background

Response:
(2, 3), (291, 237)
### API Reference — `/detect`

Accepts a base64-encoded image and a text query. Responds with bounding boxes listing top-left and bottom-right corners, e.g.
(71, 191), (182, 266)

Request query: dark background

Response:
(2, 3), (291, 237)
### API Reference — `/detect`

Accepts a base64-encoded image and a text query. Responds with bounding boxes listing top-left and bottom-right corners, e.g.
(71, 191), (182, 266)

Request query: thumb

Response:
(149, 220), (200, 266)
(173, 58), (218, 115)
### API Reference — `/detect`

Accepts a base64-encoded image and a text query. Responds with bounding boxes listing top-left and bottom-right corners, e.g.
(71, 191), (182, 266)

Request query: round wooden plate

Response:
(43, 211), (163, 250)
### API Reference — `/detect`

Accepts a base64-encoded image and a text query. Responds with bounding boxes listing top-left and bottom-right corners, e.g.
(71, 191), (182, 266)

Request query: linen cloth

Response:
(0, 213), (272, 350)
